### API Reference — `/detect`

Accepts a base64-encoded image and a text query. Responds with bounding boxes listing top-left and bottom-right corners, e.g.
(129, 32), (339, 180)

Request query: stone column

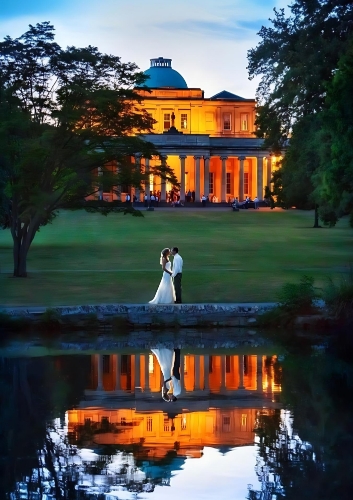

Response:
(145, 158), (150, 201)
(179, 155), (186, 202)
(194, 355), (201, 390)
(257, 355), (263, 393)
(203, 355), (210, 391)
(220, 156), (228, 202)
(180, 352), (185, 392)
(115, 354), (121, 391)
(238, 157), (245, 201)
(135, 154), (141, 201)
(97, 354), (103, 390)
(220, 355), (226, 391)
(203, 156), (210, 197)
(134, 354), (141, 390)
(144, 354), (150, 393)
(267, 157), (272, 189)
(160, 156), (167, 202)
(194, 156), (201, 202)
(238, 355), (245, 390)
(257, 156), (264, 200)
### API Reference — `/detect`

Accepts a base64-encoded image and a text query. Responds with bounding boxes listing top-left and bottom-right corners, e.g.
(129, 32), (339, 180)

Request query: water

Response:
(0, 330), (352, 499)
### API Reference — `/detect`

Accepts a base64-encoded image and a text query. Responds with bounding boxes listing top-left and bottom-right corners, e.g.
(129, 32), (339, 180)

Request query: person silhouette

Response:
(150, 348), (181, 401)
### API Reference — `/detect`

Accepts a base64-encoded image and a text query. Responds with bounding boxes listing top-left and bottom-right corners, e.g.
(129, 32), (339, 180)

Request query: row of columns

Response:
(142, 155), (272, 203)
(95, 354), (266, 394)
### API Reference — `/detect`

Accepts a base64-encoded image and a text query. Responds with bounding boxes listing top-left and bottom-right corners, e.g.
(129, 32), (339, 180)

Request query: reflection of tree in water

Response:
(0, 356), (91, 498)
(0, 356), (183, 498)
(248, 345), (353, 500)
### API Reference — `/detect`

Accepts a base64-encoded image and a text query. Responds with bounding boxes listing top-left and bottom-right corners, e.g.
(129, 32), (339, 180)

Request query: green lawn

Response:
(0, 209), (352, 306)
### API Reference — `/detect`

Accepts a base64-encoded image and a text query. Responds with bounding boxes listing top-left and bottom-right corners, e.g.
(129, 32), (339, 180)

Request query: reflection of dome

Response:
(143, 57), (188, 88)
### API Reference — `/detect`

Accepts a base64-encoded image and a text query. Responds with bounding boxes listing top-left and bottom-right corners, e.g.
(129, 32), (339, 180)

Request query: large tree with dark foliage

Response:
(0, 22), (177, 276)
(248, 0), (353, 226)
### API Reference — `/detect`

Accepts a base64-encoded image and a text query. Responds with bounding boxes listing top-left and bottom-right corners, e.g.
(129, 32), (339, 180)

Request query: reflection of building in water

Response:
(68, 406), (259, 458)
(67, 353), (281, 459)
(87, 353), (281, 395)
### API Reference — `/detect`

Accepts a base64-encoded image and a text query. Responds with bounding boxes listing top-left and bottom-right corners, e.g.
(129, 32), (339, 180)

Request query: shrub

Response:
(257, 275), (320, 328)
(324, 271), (353, 320)
(0, 311), (31, 335)
(40, 308), (61, 324)
(277, 275), (319, 314)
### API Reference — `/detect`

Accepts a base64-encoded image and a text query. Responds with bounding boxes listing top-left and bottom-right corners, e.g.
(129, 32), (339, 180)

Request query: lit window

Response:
(209, 172), (214, 194)
(223, 113), (231, 130)
(180, 113), (188, 129)
(226, 173), (231, 195)
(163, 113), (171, 130)
(149, 354), (154, 374)
(241, 414), (247, 427)
(181, 416), (187, 431)
(241, 113), (249, 131)
(149, 173), (154, 193)
(147, 416), (153, 432)
(244, 172), (249, 195)
(164, 418), (170, 432)
(223, 416), (231, 432)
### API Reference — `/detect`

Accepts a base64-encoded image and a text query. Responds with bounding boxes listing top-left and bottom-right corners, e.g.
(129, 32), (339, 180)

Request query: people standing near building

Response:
(201, 194), (207, 207)
(171, 247), (183, 304)
(150, 193), (155, 207)
(254, 196), (259, 209)
(125, 193), (131, 205)
(191, 190), (195, 203)
(186, 190), (191, 202)
(155, 194), (159, 207)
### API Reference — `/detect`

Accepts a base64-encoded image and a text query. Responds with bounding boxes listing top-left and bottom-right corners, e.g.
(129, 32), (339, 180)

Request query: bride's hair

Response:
(160, 248), (170, 265)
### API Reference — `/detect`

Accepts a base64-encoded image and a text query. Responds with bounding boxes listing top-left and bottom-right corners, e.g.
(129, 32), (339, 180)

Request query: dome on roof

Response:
(143, 57), (188, 88)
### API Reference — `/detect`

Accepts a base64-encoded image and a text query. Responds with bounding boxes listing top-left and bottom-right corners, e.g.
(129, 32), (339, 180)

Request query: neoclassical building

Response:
(98, 57), (277, 203)
(138, 57), (275, 203)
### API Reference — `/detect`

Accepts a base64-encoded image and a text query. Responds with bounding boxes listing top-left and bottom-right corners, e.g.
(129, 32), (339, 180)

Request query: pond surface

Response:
(0, 330), (352, 499)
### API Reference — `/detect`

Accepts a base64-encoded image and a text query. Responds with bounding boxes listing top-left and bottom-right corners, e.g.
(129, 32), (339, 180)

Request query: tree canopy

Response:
(248, 0), (353, 225)
(0, 22), (177, 276)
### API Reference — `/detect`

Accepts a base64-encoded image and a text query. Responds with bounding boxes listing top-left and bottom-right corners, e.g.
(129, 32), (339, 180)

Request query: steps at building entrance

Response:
(133, 201), (231, 208)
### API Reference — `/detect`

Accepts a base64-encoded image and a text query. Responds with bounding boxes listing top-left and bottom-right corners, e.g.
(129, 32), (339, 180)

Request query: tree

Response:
(0, 22), (178, 276)
(313, 41), (353, 226)
(247, 1), (353, 225)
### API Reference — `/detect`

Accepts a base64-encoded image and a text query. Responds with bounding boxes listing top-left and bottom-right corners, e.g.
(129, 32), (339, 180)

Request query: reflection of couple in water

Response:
(151, 348), (181, 402)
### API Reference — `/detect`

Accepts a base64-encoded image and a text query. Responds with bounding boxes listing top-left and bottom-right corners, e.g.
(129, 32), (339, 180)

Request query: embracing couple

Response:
(149, 247), (183, 304)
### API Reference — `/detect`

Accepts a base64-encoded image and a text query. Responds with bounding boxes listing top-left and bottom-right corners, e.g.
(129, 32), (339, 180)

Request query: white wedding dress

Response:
(151, 348), (181, 396)
(149, 261), (176, 304)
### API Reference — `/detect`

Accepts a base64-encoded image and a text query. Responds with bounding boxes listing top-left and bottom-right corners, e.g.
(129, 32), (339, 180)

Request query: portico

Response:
(138, 135), (274, 202)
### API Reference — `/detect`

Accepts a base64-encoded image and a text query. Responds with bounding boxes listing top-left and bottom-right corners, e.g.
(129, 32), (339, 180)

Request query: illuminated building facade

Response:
(99, 57), (276, 204)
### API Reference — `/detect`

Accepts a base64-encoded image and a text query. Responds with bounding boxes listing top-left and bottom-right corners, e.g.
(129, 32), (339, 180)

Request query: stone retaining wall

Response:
(3, 303), (276, 327)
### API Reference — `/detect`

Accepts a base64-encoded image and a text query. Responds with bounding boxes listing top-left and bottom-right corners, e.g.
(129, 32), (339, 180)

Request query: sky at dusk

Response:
(0, 0), (288, 98)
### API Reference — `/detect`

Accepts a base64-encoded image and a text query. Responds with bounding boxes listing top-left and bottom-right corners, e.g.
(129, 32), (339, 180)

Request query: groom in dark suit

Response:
(171, 247), (183, 303)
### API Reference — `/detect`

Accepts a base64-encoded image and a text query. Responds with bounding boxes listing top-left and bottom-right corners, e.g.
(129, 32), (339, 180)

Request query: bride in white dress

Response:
(149, 248), (176, 304)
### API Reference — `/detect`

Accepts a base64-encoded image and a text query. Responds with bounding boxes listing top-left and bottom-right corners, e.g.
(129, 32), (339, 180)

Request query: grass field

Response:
(0, 209), (352, 306)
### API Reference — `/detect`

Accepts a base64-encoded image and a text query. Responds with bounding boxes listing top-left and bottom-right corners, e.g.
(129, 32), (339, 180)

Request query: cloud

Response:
(0, 0), (286, 98)
(150, 19), (261, 41)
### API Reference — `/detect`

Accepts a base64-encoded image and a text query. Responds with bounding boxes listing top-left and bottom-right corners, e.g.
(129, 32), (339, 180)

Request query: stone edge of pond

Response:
(1, 303), (277, 327)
